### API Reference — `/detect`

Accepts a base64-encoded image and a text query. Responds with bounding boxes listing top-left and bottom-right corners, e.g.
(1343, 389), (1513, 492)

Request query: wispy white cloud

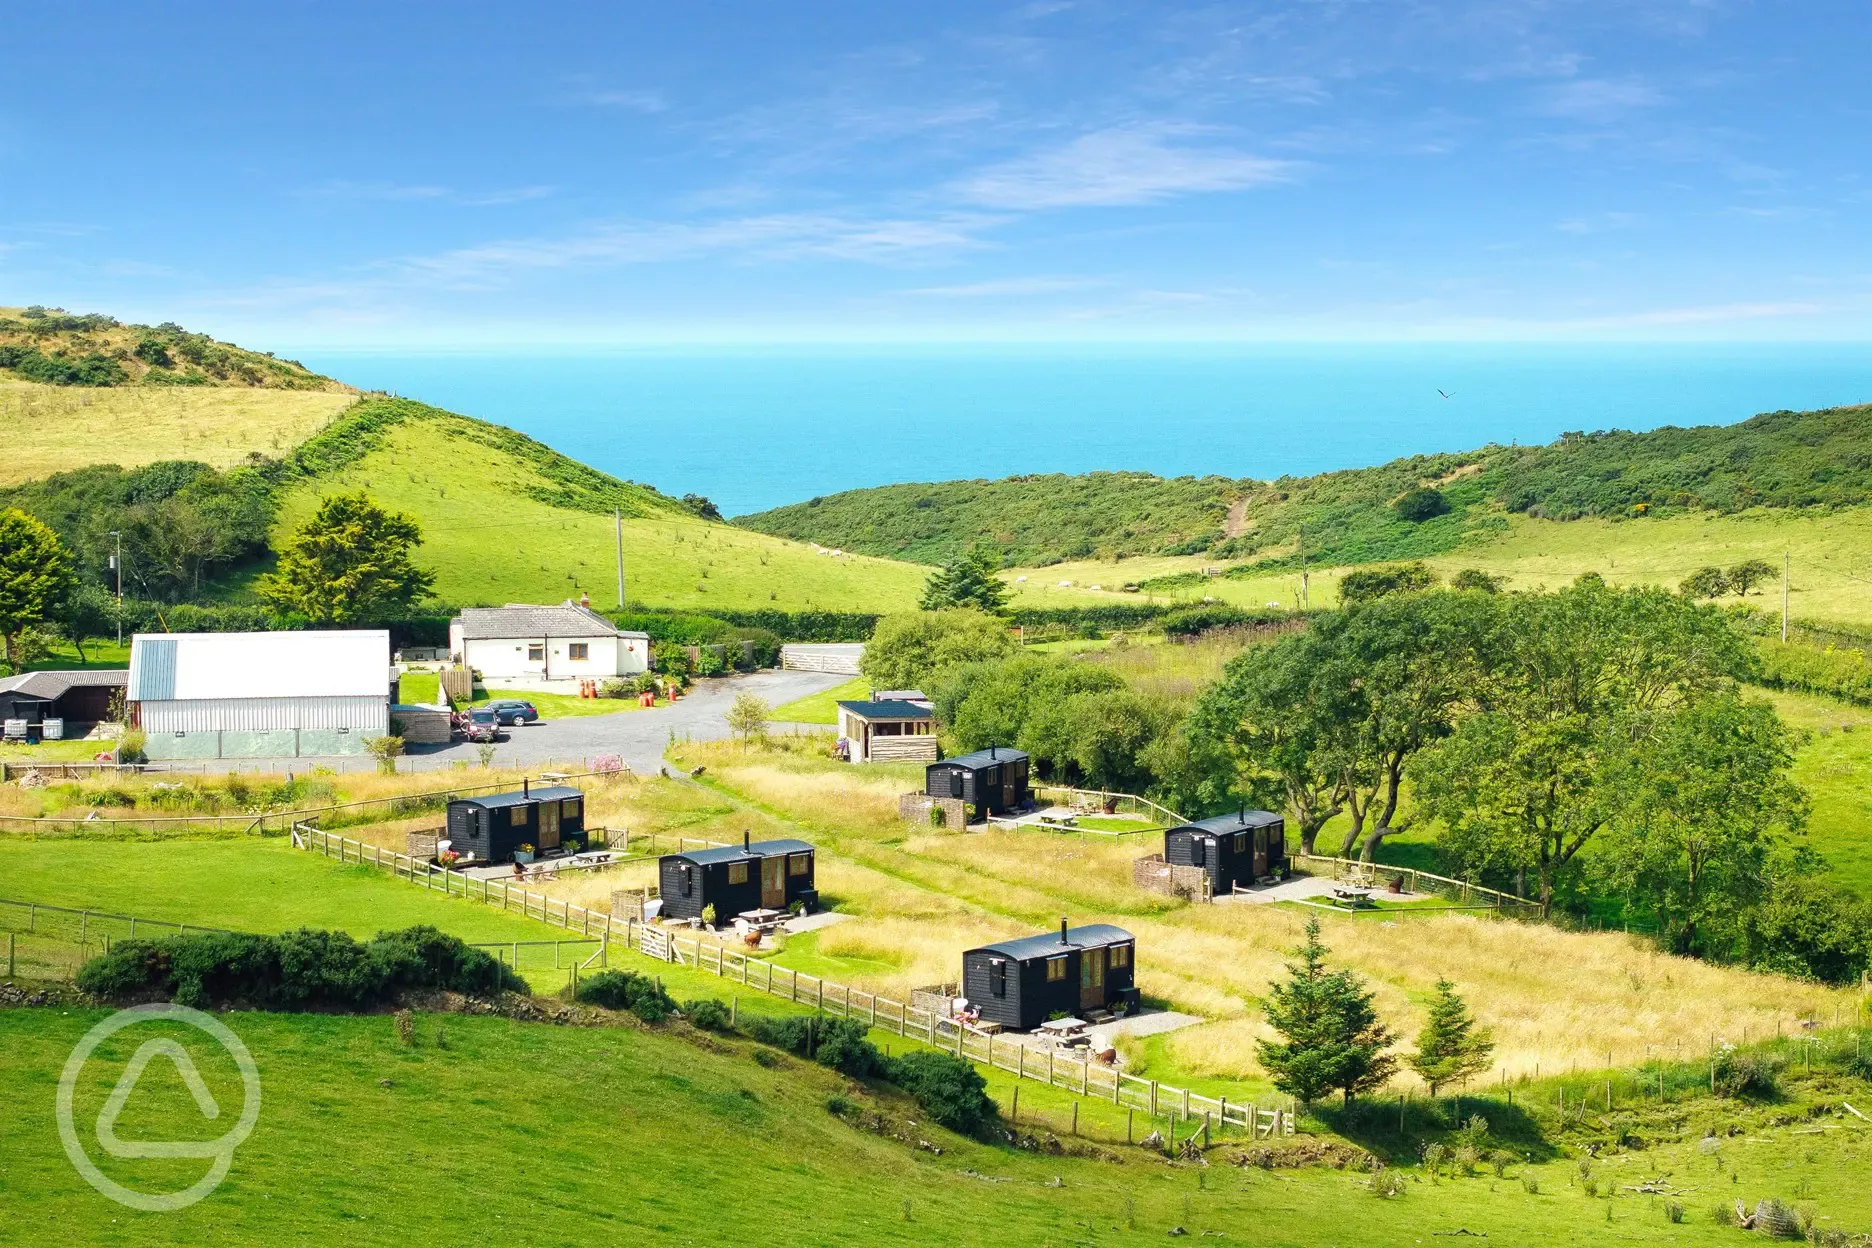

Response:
(1557, 211), (1643, 234)
(902, 275), (1092, 297)
(956, 124), (1294, 209)
(462, 186), (556, 207)
(1535, 76), (1668, 122)
(560, 85), (668, 113)
(307, 180), (452, 201)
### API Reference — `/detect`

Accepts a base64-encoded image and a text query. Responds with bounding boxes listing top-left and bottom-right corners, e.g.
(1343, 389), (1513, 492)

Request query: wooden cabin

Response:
(1162, 809), (1286, 896)
(658, 835), (818, 924)
(963, 920), (1139, 1031)
(925, 747), (1030, 820)
(445, 783), (585, 864)
(836, 698), (938, 764)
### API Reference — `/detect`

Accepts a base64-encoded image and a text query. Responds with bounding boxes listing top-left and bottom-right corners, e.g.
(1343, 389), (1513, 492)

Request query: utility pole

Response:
(614, 508), (626, 610)
(1781, 551), (1790, 643)
(109, 530), (123, 647)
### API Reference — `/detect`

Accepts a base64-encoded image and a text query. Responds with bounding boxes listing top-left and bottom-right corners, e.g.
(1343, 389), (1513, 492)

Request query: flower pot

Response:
(513, 850), (535, 864)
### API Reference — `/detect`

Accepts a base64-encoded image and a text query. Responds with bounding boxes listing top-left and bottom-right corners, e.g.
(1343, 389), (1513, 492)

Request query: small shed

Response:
(1163, 809), (1286, 896)
(0, 669), (126, 729)
(445, 783), (585, 864)
(836, 699), (938, 764)
(962, 919), (1140, 1031)
(925, 747), (1030, 819)
(658, 835), (818, 923)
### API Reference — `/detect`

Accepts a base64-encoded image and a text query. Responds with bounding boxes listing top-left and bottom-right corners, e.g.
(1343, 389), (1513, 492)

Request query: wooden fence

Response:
(292, 822), (1294, 1137)
(0, 760), (145, 783)
(1030, 785), (1185, 830)
(0, 896), (238, 980)
(1289, 853), (1543, 918)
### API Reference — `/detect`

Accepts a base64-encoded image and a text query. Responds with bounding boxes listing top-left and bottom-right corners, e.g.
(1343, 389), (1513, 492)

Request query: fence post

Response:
(6, 932), (12, 977)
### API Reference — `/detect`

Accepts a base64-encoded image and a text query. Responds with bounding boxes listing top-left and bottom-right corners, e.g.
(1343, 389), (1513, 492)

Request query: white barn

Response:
(449, 602), (650, 686)
(128, 630), (392, 760)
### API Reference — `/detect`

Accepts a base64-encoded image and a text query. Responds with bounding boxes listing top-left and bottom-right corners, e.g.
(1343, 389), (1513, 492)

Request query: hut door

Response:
(1253, 828), (1268, 878)
(760, 856), (785, 908)
(1079, 948), (1105, 1010)
(537, 802), (561, 851)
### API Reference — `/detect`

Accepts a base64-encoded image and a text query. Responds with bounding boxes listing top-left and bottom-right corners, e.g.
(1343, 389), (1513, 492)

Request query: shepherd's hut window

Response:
(569, 643), (589, 660)
(788, 853), (810, 877)
(1190, 838), (1206, 867)
(728, 862), (748, 885)
(1234, 832), (1247, 853)
(990, 959), (1007, 996)
(1109, 945), (1132, 969)
(512, 804), (531, 826)
(680, 865), (693, 896)
(948, 771), (964, 798)
(561, 797), (581, 818)
(1046, 956), (1068, 983)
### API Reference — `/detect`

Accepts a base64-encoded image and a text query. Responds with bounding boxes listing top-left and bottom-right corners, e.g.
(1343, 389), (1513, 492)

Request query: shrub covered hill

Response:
(1, 307), (931, 616)
(738, 403), (1872, 569)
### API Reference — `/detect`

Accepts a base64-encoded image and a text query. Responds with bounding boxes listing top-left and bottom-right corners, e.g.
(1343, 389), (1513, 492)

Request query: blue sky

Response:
(3, 1), (1869, 345)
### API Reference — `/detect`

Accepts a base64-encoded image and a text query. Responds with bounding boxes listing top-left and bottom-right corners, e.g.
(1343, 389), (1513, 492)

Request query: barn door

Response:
(760, 856), (785, 908)
(537, 802), (561, 850)
(1079, 948), (1105, 1010)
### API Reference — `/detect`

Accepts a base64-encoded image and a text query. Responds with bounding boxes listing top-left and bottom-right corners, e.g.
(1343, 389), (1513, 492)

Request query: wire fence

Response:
(292, 822), (1296, 1137)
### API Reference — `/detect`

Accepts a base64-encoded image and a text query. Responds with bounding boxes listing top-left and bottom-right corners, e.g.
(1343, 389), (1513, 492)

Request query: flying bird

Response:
(1437, 389), (1453, 400)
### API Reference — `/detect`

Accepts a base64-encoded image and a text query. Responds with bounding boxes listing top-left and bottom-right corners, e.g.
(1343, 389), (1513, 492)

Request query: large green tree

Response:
(860, 608), (1018, 691)
(1595, 693), (1806, 956)
(0, 508), (78, 672)
(256, 492), (435, 625)
(1407, 979), (1494, 1096)
(1255, 917), (1397, 1106)
(1409, 578), (1753, 913)
(919, 544), (1010, 614)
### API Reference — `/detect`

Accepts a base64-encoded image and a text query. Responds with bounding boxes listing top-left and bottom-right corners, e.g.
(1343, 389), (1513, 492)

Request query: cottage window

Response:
(728, 862), (748, 885)
(527, 644), (545, 662)
(561, 797), (581, 818)
(1109, 944), (1131, 969)
(569, 643), (589, 660)
(990, 959), (1007, 997)
(1045, 956), (1068, 983)
(788, 853), (810, 877)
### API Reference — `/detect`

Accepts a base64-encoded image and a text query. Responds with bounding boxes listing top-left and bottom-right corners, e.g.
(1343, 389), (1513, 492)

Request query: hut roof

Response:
(670, 838), (814, 866)
(837, 700), (932, 720)
(933, 747), (1028, 770)
(1178, 809), (1283, 836)
(971, 923), (1133, 961)
(455, 785), (583, 810)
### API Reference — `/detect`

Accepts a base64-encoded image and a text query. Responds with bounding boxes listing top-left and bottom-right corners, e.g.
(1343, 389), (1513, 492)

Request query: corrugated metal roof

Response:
(452, 602), (647, 641)
(129, 631), (390, 701)
(837, 700), (932, 719)
(667, 838), (814, 866)
(932, 746), (1028, 770)
(1178, 810), (1283, 836)
(970, 924), (1134, 961)
(0, 669), (128, 700)
(453, 785), (584, 810)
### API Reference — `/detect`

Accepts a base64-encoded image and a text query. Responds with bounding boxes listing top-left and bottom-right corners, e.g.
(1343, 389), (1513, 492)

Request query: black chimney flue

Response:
(744, 828), (750, 852)
(991, 745), (998, 759)
(523, 778), (530, 798)
(1060, 915), (1069, 945)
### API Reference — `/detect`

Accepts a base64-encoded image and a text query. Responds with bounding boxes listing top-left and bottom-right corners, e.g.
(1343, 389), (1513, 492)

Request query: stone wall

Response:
(900, 792), (968, 830)
(1133, 853), (1212, 902)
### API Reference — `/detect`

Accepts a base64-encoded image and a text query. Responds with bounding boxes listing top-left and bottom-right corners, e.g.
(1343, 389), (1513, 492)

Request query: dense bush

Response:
(1393, 487), (1450, 522)
(684, 998), (732, 1031)
(76, 925), (521, 1008)
(747, 1015), (885, 1077)
(575, 969), (676, 1021)
(0, 343), (127, 386)
(1711, 1046), (1783, 1099)
(1737, 876), (1872, 984)
(1753, 639), (1872, 706)
(885, 1050), (997, 1135)
(1339, 561), (1438, 603)
(1160, 604), (1298, 638)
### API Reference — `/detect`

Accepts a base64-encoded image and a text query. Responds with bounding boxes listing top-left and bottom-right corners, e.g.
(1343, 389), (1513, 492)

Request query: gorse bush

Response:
(747, 1015), (884, 1078)
(885, 1050), (996, 1135)
(1712, 1046), (1784, 1099)
(575, 970), (676, 1022)
(76, 925), (521, 1009)
(683, 998), (732, 1031)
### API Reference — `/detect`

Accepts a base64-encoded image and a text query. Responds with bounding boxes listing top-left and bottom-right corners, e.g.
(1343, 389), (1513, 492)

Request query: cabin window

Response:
(511, 804), (531, 827)
(948, 771), (964, 798)
(680, 865), (692, 897)
(990, 959), (1007, 997)
(1045, 956), (1068, 983)
(569, 643), (589, 660)
(1235, 832), (1247, 853)
(1109, 944), (1132, 969)
(728, 861), (748, 885)
(788, 853), (811, 877)
(527, 644), (545, 661)
(561, 797), (581, 818)
(1190, 837), (1206, 867)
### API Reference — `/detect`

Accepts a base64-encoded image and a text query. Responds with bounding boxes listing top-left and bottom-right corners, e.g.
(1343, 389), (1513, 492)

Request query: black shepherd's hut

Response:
(445, 782), (585, 864)
(925, 746), (1030, 819)
(962, 919), (1139, 1032)
(1162, 809), (1285, 896)
(658, 834), (818, 924)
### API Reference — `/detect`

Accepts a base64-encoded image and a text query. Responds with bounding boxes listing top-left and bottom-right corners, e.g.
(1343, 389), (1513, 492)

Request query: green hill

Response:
(739, 404), (1872, 572)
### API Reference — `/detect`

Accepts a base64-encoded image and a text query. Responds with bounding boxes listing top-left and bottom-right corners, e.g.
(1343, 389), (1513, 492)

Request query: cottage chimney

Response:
(1060, 916), (1069, 945)
(579, 591), (591, 608)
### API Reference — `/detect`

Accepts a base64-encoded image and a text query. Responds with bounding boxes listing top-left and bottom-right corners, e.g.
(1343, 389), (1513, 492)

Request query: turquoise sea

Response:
(296, 344), (1872, 517)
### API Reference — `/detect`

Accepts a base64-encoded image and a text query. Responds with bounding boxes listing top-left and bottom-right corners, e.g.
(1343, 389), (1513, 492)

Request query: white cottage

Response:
(448, 601), (650, 686)
(128, 630), (392, 760)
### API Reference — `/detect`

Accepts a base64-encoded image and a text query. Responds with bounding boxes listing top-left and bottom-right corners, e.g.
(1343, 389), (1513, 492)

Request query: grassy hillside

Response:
(742, 404), (1872, 576)
(0, 306), (354, 484)
(264, 399), (933, 611)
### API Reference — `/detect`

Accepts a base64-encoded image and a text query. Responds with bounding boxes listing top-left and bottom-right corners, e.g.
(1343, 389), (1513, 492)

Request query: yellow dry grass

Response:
(681, 740), (1860, 1089)
(0, 380), (357, 483)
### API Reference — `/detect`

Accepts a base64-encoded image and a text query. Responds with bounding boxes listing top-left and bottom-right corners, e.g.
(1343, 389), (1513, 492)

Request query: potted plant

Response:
(701, 903), (718, 929)
(513, 842), (536, 864)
